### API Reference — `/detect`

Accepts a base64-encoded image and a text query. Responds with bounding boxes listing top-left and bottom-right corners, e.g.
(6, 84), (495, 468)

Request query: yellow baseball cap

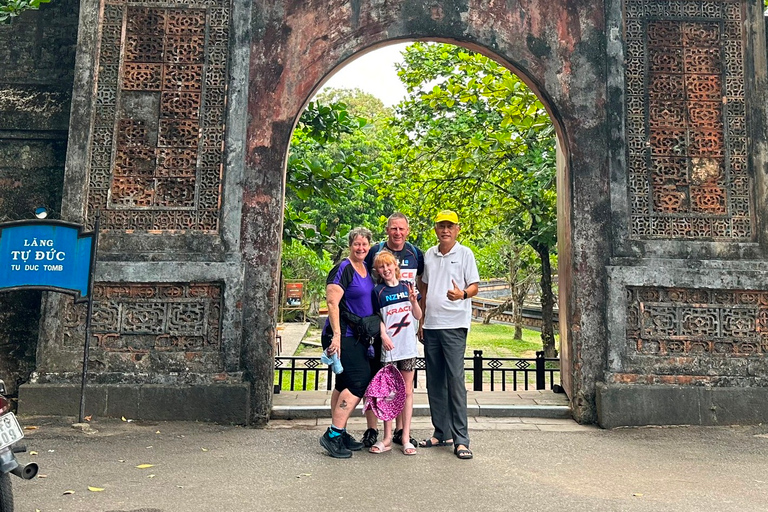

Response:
(434, 210), (459, 224)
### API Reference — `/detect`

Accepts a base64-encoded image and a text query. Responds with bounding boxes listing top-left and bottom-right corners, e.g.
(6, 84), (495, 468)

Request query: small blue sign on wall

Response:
(0, 220), (95, 302)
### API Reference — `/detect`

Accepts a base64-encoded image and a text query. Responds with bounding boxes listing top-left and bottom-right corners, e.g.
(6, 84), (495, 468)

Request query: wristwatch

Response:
(463, 290), (468, 300)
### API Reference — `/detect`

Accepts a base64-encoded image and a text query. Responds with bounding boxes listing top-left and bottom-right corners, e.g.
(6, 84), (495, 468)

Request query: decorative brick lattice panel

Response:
(89, 1), (229, 232)
(625, 0), (752, 240)
(626, 287), (768, 355)
(63, 282), (222, 352)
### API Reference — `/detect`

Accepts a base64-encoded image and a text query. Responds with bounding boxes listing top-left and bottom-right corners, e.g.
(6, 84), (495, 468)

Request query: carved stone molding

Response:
(627, 285), (767, 356)
(625, 0), (752, 240)
(89, 0), (229, 232)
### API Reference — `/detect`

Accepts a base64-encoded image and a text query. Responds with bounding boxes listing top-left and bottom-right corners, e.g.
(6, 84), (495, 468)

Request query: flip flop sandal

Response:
(418, 438), (453, 448)
(369, 441), (391, 454)
(454, 446), (473, 460)
(402, 442), (417, 456)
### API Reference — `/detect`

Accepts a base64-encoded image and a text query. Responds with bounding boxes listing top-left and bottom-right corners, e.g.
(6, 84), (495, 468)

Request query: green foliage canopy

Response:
(0, 0), (49, 23)
(284, 89), (397, 263)
(388, 42), (557, 256)
(387, 42), (559, 356)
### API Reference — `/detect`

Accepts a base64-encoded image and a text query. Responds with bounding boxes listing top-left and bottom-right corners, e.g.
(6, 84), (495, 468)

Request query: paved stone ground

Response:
(272, 389), (571, 419)
(10, 414), (768, 512)
(275, 322), (310, 356)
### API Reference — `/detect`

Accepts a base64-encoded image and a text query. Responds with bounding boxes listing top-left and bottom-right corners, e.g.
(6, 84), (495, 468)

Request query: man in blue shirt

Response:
(362, 212), (424, 448)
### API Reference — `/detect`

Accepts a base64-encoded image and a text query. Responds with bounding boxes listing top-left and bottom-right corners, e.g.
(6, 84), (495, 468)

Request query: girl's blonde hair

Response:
(372, 250), (401, 282)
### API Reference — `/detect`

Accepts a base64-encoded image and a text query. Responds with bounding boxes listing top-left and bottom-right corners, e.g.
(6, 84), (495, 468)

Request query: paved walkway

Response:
(275, 322), (310, 356)
(272, 389), (571, 420)
(13, 415), (768, 511)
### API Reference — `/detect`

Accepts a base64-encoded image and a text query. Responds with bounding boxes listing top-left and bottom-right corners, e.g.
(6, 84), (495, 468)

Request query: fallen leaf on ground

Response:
(85, 415), (92, 421)
(88, 486), (105, 492)
(147, 474), (156, 478)
(118, 459), (125, 463)
(63, 490), (75, 495)
(156, 430), (161, 434)
(136, 464), (155, 469)
(37, 474), (47, 478)
(121, 416), (127, 421)
(29, 451), (38, 456)
(24, 426), (38, 430)
(201, 448), (208, 452)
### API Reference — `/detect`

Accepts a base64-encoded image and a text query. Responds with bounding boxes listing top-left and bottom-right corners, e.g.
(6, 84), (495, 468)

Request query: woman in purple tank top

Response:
(319, 227), (378, 458)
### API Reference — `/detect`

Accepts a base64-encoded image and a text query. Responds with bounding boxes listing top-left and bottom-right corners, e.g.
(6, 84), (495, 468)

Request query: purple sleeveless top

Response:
(324, 259), (375, 337)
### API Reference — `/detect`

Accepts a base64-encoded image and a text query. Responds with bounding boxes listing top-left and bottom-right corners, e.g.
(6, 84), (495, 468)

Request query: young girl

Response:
(369, 250), (422, 455)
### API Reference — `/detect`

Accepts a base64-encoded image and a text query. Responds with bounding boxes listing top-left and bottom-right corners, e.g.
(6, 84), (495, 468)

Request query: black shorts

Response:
(334, 336), (372, 398)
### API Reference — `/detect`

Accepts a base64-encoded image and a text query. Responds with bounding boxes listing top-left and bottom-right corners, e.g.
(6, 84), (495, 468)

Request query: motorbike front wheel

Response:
(0, 471), (13, 512)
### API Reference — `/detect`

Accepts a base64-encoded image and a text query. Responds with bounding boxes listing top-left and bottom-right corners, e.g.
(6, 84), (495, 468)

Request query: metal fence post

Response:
(535, 351), (545, 390)
(473, 350), (483, 391)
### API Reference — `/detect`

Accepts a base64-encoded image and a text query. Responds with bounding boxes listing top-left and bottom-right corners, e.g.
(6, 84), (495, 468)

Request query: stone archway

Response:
(14, 0), (766, 427)
(242, 1), (610, 425)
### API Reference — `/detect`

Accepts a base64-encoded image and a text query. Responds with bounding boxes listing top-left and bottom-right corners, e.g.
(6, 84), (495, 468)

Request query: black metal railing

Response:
(274, 350), (560, 393)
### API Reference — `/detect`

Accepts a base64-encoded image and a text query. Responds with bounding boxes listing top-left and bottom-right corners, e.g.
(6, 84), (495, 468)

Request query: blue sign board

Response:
(0, 220), (95, 302)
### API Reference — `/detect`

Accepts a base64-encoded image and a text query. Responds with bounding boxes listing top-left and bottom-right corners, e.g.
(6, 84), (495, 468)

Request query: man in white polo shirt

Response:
(418, 210), (479, 460)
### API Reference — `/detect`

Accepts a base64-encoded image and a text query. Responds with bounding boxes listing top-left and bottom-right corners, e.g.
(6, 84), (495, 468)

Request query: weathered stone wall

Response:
(19, 0), (252, 423)
(600, 0), (768, 426)
(3, 0), (767, 427)
(0, 0), (79, 393)
(244, 0), (611, 424)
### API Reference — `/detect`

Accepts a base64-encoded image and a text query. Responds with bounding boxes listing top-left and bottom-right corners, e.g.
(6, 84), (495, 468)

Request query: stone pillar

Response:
(18, 0), (254, 423)
(599, 0), (768, 427)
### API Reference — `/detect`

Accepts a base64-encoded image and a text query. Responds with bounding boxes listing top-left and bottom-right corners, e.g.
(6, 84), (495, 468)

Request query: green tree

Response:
(474, 238), (541, 340)
(0, 0), (49, 23)
(388, 42), (558, 356)
(285, 98), (384, 261)
(315, 88), (393, 125)
(283, 89), (397, 310)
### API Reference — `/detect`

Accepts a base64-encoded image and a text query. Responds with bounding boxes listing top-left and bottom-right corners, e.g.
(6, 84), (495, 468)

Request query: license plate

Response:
(0, 413), (23, 450)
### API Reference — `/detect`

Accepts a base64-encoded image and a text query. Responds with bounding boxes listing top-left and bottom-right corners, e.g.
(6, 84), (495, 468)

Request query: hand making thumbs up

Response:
(447, 279), (464, 301)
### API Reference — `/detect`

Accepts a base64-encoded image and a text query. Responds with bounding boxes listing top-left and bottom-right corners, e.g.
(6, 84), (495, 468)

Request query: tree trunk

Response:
(510, 273), (530, 340)
(533, 242), (557, 358)
(513, 291), (525, 340)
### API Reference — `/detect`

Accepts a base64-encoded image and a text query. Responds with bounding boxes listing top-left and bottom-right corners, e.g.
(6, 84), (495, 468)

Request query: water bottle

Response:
(321, 349), (344, 374)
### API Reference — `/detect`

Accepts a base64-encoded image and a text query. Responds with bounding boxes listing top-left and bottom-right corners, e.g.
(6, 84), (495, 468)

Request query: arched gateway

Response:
(5, 1), (768, 427)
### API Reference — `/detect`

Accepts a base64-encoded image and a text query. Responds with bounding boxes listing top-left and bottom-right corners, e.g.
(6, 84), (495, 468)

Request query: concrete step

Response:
(270, 389), (571, 420)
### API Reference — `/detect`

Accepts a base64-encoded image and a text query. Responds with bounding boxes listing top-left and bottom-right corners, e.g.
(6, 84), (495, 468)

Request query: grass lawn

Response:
(465, 322), (560, 389)
(467, 322), (548, 358)
(289, 323), (553, 358)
